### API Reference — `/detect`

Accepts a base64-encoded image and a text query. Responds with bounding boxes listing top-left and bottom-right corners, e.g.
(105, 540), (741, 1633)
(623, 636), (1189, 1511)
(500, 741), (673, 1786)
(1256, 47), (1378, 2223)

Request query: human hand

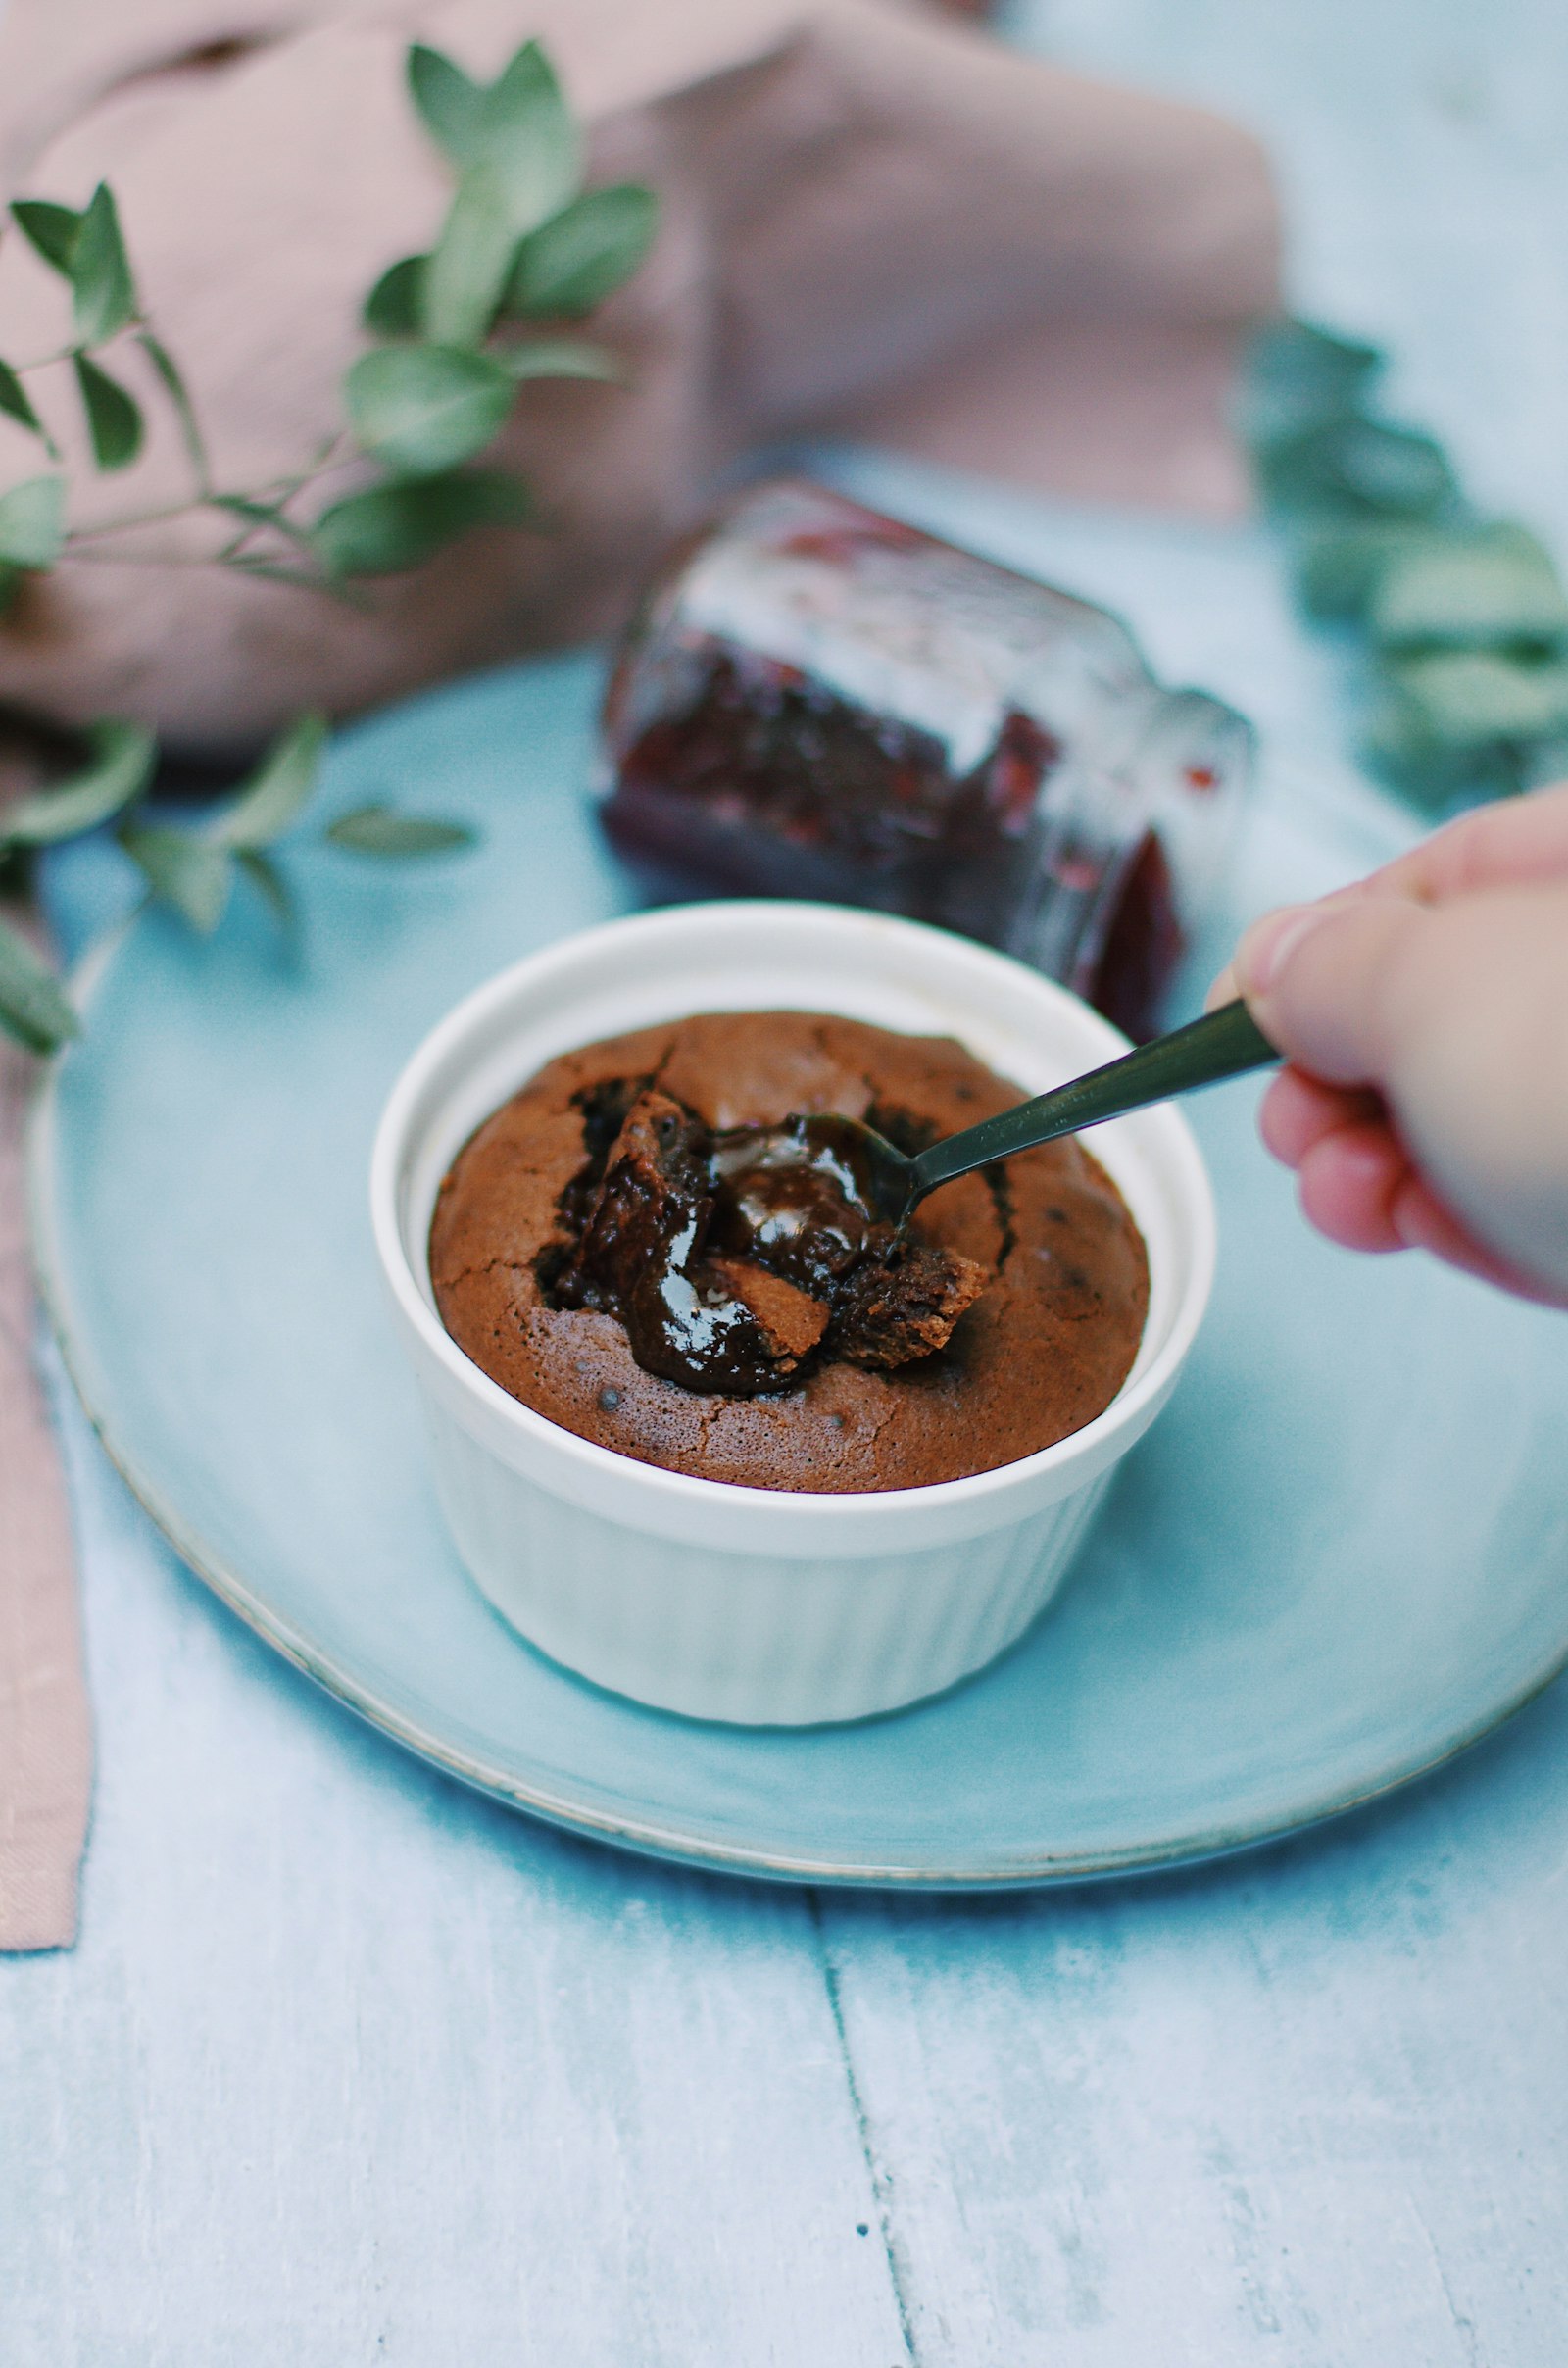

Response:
(1209, 781), (1568, 1307)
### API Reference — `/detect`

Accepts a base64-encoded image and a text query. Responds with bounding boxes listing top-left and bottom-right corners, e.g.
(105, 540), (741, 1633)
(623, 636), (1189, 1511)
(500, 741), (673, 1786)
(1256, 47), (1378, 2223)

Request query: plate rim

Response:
(28, 932), (1568, 1891)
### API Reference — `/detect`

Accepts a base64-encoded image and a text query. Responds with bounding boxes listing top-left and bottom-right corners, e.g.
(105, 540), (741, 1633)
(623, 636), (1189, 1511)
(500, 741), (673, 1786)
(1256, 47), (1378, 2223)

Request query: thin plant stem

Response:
(65, 500), (217, 542)
(66, 462), (340, 548)
(9, 346), (77, 374)
(59, 547), (252, 571)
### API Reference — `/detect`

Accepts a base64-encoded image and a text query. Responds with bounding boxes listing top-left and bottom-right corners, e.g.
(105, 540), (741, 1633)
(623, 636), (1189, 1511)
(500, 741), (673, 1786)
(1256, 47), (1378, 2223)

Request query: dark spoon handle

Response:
(907, 1000), (1279, 1206)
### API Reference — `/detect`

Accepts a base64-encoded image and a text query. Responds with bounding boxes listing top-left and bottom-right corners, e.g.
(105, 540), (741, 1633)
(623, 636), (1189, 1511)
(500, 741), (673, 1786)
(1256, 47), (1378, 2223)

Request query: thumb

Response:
(1230, 892), (1427, 1088)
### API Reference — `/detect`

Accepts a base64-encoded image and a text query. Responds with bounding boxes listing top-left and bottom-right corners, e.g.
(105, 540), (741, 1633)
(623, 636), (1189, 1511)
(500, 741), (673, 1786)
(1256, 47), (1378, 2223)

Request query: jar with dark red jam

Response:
(598, 479), (1252, 1041)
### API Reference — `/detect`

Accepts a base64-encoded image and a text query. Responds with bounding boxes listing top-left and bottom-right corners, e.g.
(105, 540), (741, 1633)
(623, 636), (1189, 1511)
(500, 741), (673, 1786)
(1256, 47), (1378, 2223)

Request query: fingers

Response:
(1230, 891), (1422, 1086)
(1296, 1118), (1408, 1252)
(1258, 1067), (1410, 1251)
(1204, 785), (1568, 1310)
(1258, 1068), (1382, 1166)
(1260, 1073), (1568, 1301)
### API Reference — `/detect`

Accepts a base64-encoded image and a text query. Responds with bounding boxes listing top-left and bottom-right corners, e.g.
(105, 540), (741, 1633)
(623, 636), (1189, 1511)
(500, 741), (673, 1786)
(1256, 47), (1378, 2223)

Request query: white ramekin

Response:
(370, 902), (1215, 1725)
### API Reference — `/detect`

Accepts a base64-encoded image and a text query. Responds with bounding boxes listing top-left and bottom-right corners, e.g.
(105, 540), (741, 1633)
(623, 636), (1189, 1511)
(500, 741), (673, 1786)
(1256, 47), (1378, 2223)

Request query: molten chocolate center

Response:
(547, 1088), (986, 1395)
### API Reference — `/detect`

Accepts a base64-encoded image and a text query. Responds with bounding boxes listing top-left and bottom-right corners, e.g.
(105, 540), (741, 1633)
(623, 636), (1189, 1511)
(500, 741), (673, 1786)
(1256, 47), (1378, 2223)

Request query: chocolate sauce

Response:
(550, 1089), (986, 1395)
(708, 1114), (885, 1293)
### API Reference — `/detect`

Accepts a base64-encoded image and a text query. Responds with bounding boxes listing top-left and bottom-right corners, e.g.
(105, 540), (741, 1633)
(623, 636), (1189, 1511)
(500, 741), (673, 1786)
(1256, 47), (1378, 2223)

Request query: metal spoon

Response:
(808, 999), (1279, 1229)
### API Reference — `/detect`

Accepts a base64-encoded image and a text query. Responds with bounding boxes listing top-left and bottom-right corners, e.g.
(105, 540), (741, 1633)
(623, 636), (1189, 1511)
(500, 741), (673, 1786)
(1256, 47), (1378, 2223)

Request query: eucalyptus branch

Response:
(1242, 320), (1568, 812)
(0, 36), (661, 1053)
(1, 40), (656, 608)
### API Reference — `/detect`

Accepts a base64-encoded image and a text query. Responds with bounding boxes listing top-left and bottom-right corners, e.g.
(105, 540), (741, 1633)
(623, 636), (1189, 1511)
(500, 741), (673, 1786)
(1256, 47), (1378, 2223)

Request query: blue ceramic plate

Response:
(29, 648), (1568, 1886)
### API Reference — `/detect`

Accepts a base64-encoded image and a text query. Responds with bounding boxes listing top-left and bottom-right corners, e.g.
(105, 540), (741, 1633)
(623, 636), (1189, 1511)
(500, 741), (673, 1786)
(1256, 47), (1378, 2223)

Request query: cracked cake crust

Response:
(429, 1011), (1150, 1494)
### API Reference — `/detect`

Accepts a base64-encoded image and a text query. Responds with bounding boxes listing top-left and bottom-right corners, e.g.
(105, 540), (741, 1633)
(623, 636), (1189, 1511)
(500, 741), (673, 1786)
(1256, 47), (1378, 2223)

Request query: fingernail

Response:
(1234, 904), (1331, 998)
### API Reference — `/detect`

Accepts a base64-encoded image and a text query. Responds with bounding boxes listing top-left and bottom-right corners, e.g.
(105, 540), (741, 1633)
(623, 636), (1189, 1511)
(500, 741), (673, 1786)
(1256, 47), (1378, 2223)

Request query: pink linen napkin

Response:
(0, 874), (91, 1953)
(0, 0), (1278, 1948)
(0, 0), (1277, 757)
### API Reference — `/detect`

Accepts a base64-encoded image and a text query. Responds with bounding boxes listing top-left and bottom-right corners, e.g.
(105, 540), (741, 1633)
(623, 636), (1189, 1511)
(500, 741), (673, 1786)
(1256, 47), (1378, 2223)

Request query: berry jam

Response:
(599, 480), (1250, 1041)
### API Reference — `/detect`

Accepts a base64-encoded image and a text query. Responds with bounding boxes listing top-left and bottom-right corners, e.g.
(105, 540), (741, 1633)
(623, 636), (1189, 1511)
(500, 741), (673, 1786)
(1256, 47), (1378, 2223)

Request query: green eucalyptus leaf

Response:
(1247, 314), (1568, 814)
(406, 44), (483, 164)
(421, 164), (516, 346)
(1370, 523), (1568, 654)
(0, 564), (22, 617)
(364, 254), (429, 339)
(503, 183), (658, 319)
(312, 468), (531, 576)
(1257, 415), (1459, 521)
(119, 820), (233, 933)
(1292, 519), (1436, 622)
(0, 474), (67, 567)
(1360, 692), (1529, 809)
(1, 718), (156, 846)
(324, 802), (474, 855)
(1359, 707), (1456, 800)
(345, 343), (514, 477)
(475, 41), (580, 235)
(209, 711), (325, 849)
(409, 39), (580, 236)
(501, 337), (621, 384)
(137, 331), (208, 482)
(234, 847), (298, 933)
(1241, 318), (1382, 448)
(1382, 648), (1568, 750)
(73, 352), (143, 471)
(0, 915), (77, 1054)
(0, 360), (45, 441)
(10, 199), (82, 277)
(71, 182), (137, 346)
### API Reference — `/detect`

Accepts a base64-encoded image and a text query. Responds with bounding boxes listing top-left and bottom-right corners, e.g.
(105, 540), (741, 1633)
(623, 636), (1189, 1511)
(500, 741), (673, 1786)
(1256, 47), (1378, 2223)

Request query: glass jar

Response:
(598, 478), (1252, 1039)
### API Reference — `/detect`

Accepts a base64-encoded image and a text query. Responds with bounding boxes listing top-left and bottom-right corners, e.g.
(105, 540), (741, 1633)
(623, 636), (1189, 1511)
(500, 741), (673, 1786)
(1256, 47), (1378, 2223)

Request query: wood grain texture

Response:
(3, 1397), (913, 2367)
(815, 1737), (1568, 2364)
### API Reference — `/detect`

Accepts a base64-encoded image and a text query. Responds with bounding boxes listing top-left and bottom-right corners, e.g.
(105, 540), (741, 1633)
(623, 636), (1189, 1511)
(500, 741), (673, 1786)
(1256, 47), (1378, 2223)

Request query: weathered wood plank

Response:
(0, 1408), (910, 2368)
(816, 1685), (1568, 2363)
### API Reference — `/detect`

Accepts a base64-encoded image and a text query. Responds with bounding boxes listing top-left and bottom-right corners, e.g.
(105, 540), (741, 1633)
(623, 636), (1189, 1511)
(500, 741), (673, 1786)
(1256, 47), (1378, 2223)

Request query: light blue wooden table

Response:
(6, 5), (1568, 2359)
